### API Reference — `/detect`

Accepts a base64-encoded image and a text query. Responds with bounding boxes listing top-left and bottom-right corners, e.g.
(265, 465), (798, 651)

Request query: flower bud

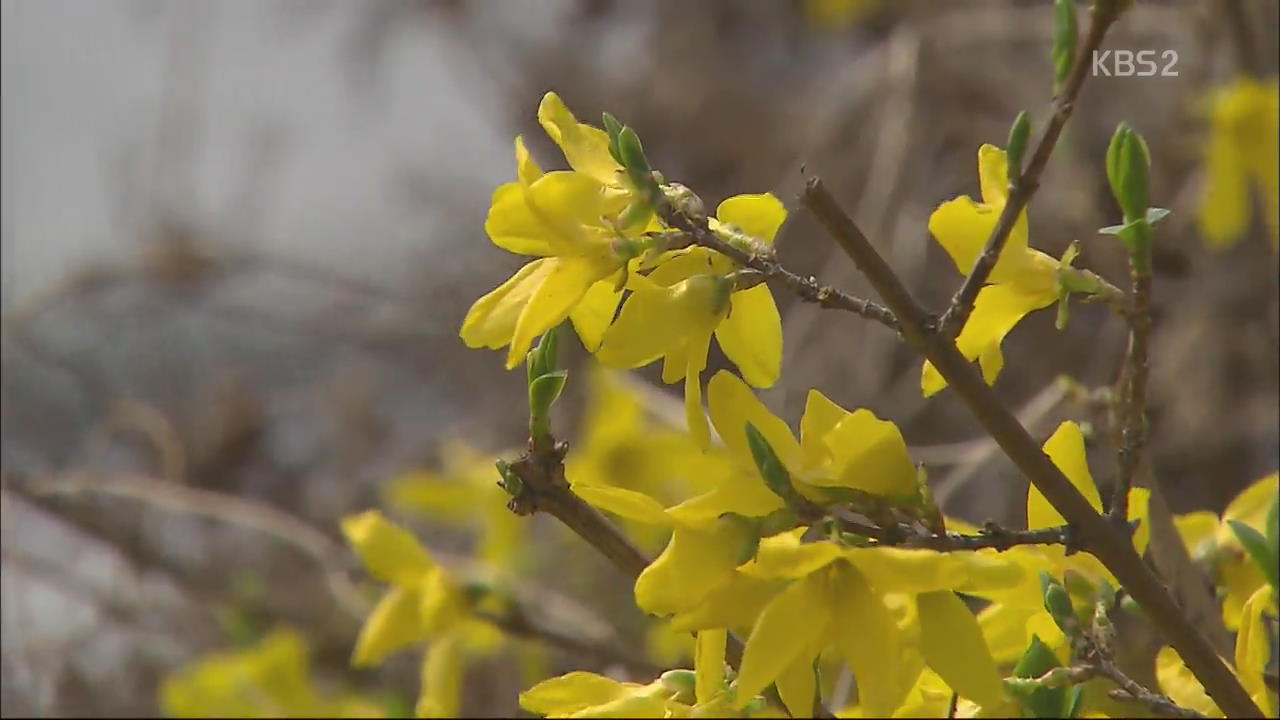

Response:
(1105, 122), (1151, 222)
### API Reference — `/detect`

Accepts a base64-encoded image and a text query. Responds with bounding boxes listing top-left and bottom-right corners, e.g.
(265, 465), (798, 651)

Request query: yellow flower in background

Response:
(804, 0), (882, 31)
(597, 194), (785, 447)
(462, 93), (656, 368)
(566, 365), (727, 551)
(923, 144), (1061, 397)
(1198, 78), (1280, 251)
(341, 511), (504, 718)
(1173, 471), (1279, 629)
(160, 628), (385, 719)
(384, 441), (524, 572)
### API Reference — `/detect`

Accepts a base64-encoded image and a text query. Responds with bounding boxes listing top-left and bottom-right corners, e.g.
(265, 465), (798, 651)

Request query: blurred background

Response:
(2, 0), (1277, 716)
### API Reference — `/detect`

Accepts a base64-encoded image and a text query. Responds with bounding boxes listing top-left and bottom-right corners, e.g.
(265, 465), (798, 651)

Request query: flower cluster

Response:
(461, 92), (784, 447)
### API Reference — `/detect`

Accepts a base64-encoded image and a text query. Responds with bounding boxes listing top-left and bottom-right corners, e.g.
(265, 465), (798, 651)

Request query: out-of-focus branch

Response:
(937, 0), (1123, 337)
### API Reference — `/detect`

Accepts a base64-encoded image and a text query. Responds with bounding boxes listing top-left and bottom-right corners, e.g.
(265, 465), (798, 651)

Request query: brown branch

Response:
(1223, 0), (1264, 79)
(830, 512), (1079, 553)
(800, 178), (1263, 718)
(1096, 657), (1207, 719)
(937, 0), (1123, 338)
(1110, 269), (1151, 523)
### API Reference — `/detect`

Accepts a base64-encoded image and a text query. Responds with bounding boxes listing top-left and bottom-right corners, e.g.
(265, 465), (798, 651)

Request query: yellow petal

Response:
(923, 282), (1057, 396)
(341, 510), (436, 584)
(1198, 120), (1250, 249)
(847, 547), (1023, 595)
(715, 285), (783, 388)
(814, 408), (916, 498)
(1235, 585), (1275, 716)
(1155, 646), (1222, 717)
(977, 144), (1011, 207)
(1028, 421), (1103, 530)
(524, 170), (626, 252)
(352, 585), (429, 666)
(927, 196), (1029, 282)
(776, 654), (818, 718)
(485, 182), (557, 256)
(668, 573), (785, 633)
(647, 247), (731, 286)
(799, 389), (848, 467)
(570, 279), (624, 352)
(734, 574), (830, 707)
(830, 563), (909, 716)
(715, 193), (788, 243)
(573, 485), (672, 526)
(597, 283), (685, 370)
(537, 92), (619, 185)
(416, 636), (463, 718)
(707, 370), (802, 471)
(1128, 486), (1152, 555)
(665, 480), (785, 529)
(635, 521), (751, 617)
(1222, 471), (1279, 531)
(515, 135), (542, 187)
(520, 672), (628, 717)
(1173, 511), (1220, 559)
(695, 629), (727, 705)
(460, 259), (553, 351)
(684, 330), (714, 448)
(743, 531), (848, 580)
(509, 256), (610, 369)
(917, 590), (1004, 708)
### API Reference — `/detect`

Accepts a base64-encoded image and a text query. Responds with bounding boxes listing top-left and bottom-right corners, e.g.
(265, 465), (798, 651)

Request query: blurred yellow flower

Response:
(160, 628), (385, 719)
(923, 144), (1061, 397)
(1198, 78), (1280, 251)
(341, 511), (505, 718)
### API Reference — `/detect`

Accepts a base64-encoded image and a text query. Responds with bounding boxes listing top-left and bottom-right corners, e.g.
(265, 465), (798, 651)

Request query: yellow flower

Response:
(730, 533), (1021, 716)
(518, 630), (745, 718)
(597, 195), (786, 447)
(462, 93), (654, 368)
(159, 628), (385, 719)
(384, 441), (525, 572)
(803, 0), (882, 31)
(1198, 79), (1280, 251)
(1173, 471), (1279, 629)
(341, 511), (504, 718)
(922, 144), (1062, 397)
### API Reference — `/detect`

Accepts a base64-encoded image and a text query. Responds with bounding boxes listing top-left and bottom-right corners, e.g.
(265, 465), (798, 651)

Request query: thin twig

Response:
(937, 0), (1124, 338)
(1095, 657), (1207, 719)
(654, 225), (901, 333)
(800, 178), (1262, 718)
(830, 512), (1078, 553)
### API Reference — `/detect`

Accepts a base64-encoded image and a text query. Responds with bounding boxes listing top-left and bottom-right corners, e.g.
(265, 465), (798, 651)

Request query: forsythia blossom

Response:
(922, 144), (1062, 397)
(1197, 78), (1280, 251)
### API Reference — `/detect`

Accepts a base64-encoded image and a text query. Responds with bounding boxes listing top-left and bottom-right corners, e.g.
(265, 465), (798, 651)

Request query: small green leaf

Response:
(1266, 495), (1278, 555)
(1052, 0), (1079, 91)
(1145, 207), (1171, 226)
(1064, 685), (1085, 718)
(602, 112), (625, 165)
(1228, 519), (1280, 592)
(1011, 635), (1068, 718)
(617, 126), (651, 176)
(1007, 111), (1032, 184)
(744, 422), (795, 504)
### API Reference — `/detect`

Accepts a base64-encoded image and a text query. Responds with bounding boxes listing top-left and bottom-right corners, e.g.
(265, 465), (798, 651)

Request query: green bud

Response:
(1105, 122), (1151, 223)
(1092, 600), (1116, 654)
(495, 459), (522, 497)
(744, 422), (796, 504)
(660, 669), (697, 700)
(1006, 111), (1032, 184)
(662, 182), (706, 220)
(1041, 572), (1081, 639)
(617, 126), (651, 176)
(1052, 0), (1079, 91)
(528, 370), (568, 444)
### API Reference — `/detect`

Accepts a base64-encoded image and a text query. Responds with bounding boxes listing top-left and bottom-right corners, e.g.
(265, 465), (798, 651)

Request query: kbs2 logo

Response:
(1092, 50), (1179, 77)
